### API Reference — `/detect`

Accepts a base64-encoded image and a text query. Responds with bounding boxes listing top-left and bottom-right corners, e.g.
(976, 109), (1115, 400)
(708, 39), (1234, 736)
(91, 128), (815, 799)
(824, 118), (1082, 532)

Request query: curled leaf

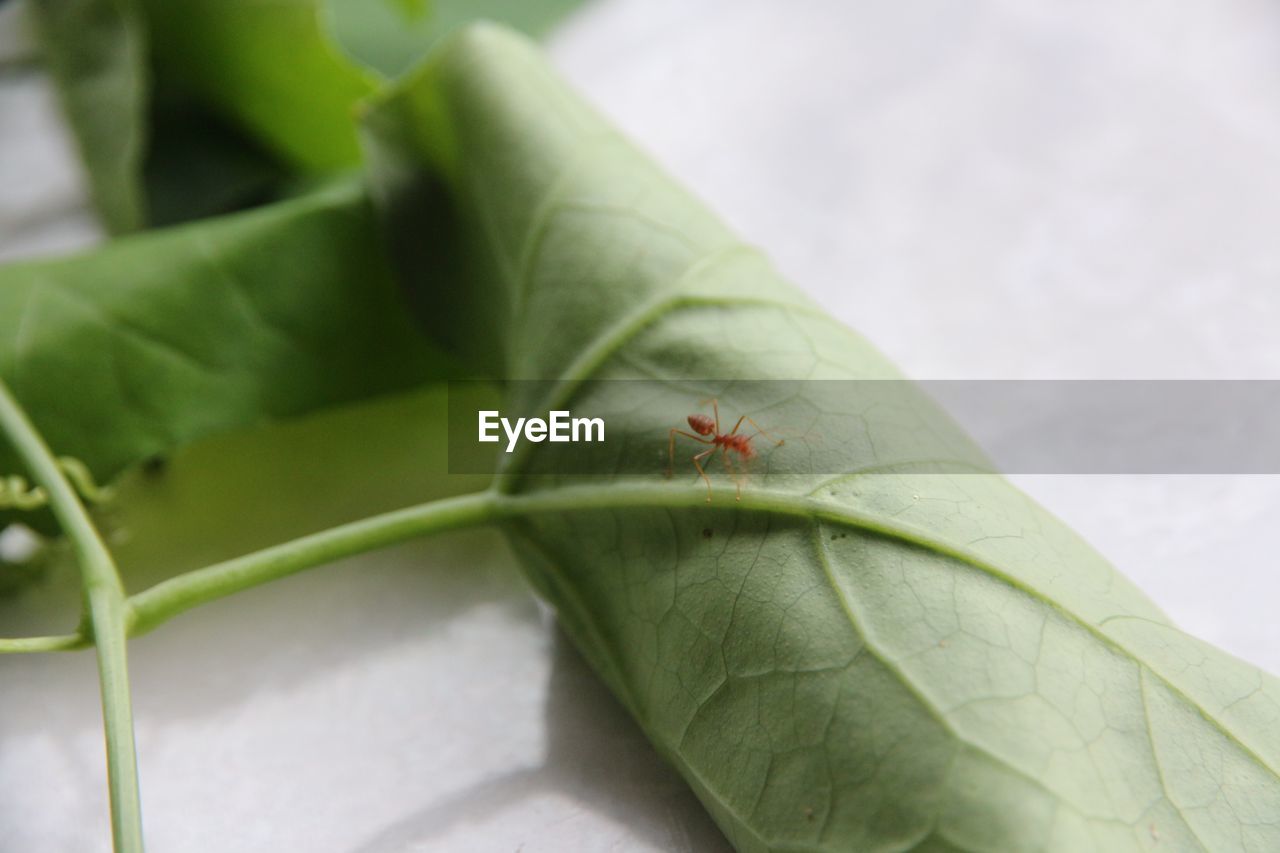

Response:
(363, 25), (1280, 851)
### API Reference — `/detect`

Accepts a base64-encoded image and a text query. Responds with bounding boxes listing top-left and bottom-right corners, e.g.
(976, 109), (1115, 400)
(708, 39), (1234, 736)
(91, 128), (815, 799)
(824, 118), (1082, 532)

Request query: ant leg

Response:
(744, 416), (786, 447)
(723, 449), (745, 501)
(698, 397), (722, 434)
(692, 447), (717, 502)
(669, 428), (712, 478)
(723, 415), (784, 447)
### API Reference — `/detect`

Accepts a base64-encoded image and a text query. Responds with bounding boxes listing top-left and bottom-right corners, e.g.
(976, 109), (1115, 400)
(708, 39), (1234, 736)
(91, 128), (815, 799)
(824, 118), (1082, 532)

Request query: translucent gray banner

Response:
(447, 380), (1280, 475)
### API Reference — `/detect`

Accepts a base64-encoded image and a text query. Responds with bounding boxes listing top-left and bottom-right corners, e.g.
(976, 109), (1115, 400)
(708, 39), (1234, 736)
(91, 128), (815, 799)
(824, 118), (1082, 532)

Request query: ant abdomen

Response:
(687, 414), (715, 435)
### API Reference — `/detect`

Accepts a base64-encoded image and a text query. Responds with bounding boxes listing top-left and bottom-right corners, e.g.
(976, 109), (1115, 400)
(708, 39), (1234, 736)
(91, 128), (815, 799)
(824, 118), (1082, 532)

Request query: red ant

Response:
(667, 399), (784, 502)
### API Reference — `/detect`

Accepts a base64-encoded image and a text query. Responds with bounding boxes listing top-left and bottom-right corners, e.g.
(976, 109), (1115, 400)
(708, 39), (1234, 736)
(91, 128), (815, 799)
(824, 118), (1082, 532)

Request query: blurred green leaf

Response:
(29, 0), (592, 230)
(138, 0), (379, 172)
(107, 383), (494, 590)
(0, 179), (449, 496)
(27, 0), (149, 233)
(142, 93), (290, 227)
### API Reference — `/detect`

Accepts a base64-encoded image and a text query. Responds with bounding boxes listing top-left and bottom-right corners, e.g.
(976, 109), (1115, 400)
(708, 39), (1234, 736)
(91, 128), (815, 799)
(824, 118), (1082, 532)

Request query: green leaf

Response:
(28, 0), (591, 230)
(362, 25), (1280, 851)
(140, 0), (591, 164)
(27, 0), (150, 233)
(137, 0), (380, 173)
(108, 384), (494, 587)
(28, 0), (308, 229)
(0, 179), (448, 495)
(141, 94), (290, 228)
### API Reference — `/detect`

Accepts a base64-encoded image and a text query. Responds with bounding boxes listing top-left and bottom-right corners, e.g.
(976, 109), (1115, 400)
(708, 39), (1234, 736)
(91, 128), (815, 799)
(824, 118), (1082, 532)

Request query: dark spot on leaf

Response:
(702, 528), (713, 539)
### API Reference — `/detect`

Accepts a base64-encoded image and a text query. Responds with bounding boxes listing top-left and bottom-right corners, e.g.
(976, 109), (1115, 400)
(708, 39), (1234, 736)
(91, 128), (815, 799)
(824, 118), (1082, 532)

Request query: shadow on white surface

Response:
(349, 628), (731, 853)
(1, 532), (727, 852)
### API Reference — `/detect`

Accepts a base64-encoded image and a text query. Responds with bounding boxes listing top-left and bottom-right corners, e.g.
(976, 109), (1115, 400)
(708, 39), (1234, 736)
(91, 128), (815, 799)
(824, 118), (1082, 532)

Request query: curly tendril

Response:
(0, 457), (115, 511)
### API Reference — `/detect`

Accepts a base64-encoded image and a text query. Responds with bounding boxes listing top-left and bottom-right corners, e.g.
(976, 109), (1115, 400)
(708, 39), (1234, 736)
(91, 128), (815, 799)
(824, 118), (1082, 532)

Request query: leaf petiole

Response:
(127, 491), (500, 635)
(7, 482), (752, 649)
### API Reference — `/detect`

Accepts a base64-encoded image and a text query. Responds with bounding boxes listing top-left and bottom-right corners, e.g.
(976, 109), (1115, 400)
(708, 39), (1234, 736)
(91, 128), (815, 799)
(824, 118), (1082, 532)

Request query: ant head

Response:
(688, 414), (715, 435)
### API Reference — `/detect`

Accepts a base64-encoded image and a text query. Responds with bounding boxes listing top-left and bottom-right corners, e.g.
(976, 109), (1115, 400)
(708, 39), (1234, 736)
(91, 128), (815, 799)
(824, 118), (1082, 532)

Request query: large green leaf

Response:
(363, 25), (1280, 851)
(0, 179), (447, 492)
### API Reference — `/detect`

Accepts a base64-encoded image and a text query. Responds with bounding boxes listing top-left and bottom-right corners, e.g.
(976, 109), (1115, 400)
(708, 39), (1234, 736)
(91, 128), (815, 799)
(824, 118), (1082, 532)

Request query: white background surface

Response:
(2, 0), (1279, 850)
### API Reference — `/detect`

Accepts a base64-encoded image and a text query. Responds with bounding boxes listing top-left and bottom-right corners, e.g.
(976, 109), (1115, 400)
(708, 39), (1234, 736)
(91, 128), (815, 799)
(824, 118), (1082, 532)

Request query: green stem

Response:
(124, 482), (750, 636)
(0, 632), (86, 653)
(0, 380), (144, 853)
(128, 491), (499, 635)
(10, 480), (760, 651)
(12, 480), (775, 653)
